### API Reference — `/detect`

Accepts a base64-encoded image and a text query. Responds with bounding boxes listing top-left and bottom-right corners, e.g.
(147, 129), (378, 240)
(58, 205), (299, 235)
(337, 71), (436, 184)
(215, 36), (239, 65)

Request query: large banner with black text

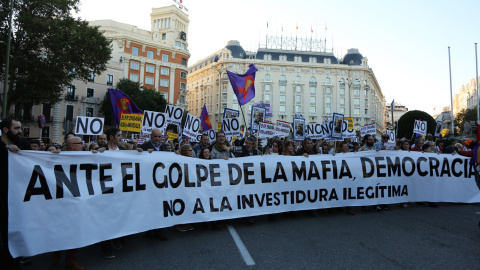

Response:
(8, 150), (480, 257)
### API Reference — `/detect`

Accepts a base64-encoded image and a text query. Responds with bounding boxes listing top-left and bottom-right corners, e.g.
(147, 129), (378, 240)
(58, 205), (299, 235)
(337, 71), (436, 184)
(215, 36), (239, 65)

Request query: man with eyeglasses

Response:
(373, 133), (390, 151)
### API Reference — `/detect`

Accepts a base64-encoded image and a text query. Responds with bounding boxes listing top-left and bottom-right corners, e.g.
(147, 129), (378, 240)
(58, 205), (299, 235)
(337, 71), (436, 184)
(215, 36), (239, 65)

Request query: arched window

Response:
(280, 75), (286, 81)
(265, 74), (271, 80)
(325, 77), (330, 83)
(310, 77), (316, 83)
(339, 78), (345, 85)
(295, 76), (301, 82)
(353, 79), (360, 87)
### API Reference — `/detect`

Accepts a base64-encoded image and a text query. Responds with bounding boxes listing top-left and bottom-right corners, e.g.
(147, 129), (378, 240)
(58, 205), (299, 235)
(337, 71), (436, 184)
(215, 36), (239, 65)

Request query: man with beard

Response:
(296, 138), (318, 157)
(193, 134), (210, 157)
(96, 134), (107, 148)
(0, 118), (31, 269)
(360, 134), (375, 151)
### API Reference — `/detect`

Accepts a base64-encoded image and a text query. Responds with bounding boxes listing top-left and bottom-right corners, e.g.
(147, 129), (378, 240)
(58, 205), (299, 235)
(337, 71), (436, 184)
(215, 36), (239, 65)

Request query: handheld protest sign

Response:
(413, 120), (427, 136)
(275, 120), (291, 137)
(250, 106), (266, 131)
(434, 121), (443, 137)
(293, 118), (305, 141)
(164, 105), (184, 126)
(142, 110), (167, 134)
(223, 108), (240, 120)
(258, 122), (275, 138)
(222, 117), (241, 137)
(182, 113), (201, 139)
(331, 113), (344, 139)
(385, 129), (396, 150)
(75, 116), (104, 135)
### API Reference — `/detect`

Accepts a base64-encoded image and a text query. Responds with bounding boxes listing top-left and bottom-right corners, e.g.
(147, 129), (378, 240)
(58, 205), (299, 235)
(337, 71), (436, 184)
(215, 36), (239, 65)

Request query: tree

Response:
(397, 110), (436, 140)
(100, 78), (168, 126)
(0, 0), (112, 115)
(454, 107), (476, 135)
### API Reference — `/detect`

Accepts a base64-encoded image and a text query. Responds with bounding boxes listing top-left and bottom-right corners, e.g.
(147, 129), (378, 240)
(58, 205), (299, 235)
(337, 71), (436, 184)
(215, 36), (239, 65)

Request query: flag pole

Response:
(448, 46), (455, 133)
(475, 43), (479, 125)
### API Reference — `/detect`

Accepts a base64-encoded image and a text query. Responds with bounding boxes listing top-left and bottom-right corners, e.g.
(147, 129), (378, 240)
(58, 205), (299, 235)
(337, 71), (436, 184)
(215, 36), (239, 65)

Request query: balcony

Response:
(293, 80), (304, 85)
(309, 81), (317, 85)
(222, 78), (229, 82)
(65, 94), (79, 101)
(81, 96), (100, 104)
(310, 112), (317, 116)
(262, 79), (273, 83)
(279, 111), (287, 116)
(279, 80), (287, 84)
(322, 82), (334, 86)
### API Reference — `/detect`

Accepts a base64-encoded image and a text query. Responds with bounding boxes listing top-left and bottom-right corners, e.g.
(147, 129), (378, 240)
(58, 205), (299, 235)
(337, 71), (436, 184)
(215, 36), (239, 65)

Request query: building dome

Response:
(343, 48), (363, 66)
(225, 40), (247, 59)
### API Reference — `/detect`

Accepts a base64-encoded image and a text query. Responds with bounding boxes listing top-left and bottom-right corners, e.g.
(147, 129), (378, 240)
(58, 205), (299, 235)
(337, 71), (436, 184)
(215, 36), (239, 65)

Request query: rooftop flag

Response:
(108, 89), (143, 126)
(200, 104), (212, 131)
(227, 64), (258, 106)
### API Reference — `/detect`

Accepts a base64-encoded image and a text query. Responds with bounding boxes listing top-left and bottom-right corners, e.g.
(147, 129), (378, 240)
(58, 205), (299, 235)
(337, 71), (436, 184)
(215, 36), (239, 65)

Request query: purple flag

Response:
(227, 64), (258, 106)
(200, 104), (212, 131)
(108, 89), (143, 126)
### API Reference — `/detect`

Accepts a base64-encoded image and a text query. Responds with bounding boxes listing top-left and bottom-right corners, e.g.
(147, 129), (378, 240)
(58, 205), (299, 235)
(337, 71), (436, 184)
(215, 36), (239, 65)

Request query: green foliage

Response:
(454, 107), (477, 135)
(0, 0), (111, 114)
(100, 78), (168, 126)
(397, 110), (436, 139)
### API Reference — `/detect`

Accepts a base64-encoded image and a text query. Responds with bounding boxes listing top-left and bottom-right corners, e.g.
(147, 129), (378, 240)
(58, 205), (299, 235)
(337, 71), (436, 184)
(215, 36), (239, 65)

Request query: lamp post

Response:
(210, 63), (226, 127)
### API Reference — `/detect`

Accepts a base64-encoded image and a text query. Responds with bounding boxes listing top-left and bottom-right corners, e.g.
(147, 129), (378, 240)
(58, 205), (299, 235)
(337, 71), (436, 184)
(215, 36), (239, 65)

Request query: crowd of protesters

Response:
(1, 115), (478, 270)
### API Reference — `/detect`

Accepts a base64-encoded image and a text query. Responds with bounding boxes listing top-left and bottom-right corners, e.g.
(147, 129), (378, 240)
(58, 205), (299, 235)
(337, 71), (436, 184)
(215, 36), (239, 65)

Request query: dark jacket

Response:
(138, 141), (165, 151)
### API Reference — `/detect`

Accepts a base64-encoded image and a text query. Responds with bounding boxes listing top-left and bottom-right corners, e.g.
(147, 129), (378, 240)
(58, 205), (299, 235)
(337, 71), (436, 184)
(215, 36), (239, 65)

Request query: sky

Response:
(75, 0), (480, 116)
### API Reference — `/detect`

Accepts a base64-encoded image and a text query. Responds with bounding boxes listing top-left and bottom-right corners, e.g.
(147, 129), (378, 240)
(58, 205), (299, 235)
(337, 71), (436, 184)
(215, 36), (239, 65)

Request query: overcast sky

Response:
(76, 0), (480, 116)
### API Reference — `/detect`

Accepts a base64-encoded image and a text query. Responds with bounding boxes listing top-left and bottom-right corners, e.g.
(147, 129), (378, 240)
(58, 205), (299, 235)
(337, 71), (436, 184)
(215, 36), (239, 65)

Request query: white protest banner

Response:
(222, 117), (240, 137)
(182, 113), (200, 139)
(305, 123), (328, 139)
(361, 123), (376, 137)
(385, 130), (396, 150)
(164, 105), (184, 126)
(74, 116), (104, 135)
(8, 151), (480, 257)
(413, 120), (427, 136)
(275, 120), (291, 137)
(258, 122), (275, 138)
(142, 110), (167, 134)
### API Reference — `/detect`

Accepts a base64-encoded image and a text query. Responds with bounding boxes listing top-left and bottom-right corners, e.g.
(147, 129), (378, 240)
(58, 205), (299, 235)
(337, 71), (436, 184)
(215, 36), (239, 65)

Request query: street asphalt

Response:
(21, 203), (480, 270)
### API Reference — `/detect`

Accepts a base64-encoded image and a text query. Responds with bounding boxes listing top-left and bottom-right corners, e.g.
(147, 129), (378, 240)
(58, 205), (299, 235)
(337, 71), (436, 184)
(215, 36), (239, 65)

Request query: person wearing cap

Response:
(443, 137), (459, 154)
(458, 139), (475, 157)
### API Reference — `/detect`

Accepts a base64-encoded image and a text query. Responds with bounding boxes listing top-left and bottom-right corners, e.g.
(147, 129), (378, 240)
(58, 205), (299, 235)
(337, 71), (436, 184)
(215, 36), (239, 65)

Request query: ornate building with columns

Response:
(187, 40), (385, 134)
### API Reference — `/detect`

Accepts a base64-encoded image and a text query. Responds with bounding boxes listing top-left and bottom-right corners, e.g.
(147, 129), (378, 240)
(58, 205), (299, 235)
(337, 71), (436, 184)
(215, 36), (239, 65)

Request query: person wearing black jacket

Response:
(296, 138), (319, 157)
(105, 127), (125, 151)
(0, 118), (31, 269)
(137, 128), (165, 153)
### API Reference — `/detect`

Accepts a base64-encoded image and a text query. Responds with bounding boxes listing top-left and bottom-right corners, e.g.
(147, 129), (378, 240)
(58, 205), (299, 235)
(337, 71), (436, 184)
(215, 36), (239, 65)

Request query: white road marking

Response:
(227, 225), (255, 266)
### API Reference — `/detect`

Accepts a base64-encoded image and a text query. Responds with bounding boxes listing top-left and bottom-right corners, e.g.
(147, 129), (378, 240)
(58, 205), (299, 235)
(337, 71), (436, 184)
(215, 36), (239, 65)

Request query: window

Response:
(354, 79), (360, 87)
(325, 87), (331, 94)
(222, 93), (227, 101)
(295, 76), (301, 82)
(310, 87), (315, 94)
(146, 65), (155, 73)
(162, 33), (166, 40)
(310, 97), (316, 104)
(175, 41), (181, 47)
(161, 67), (169, 75)
(340, 88), (345, 95)
(129, 74), (139, 82)
(295, 67), (301, 72)
(66, 105), (74, 121)
(180, 82), (186, 90)
(265, 85), (271, 91)
(364, 89), (367, 96)
(296, 86), (301, 92)
(265, 94), (270, 101)
(130, 61), (139, 70)
(222, 84), (228, 90)
(67, 85), (75, 98)
(107, 74), (114, 86)
(295, 105), (302, 112)
(339, 78), (345, 85)
(310, 77), (316, 83)
(147, 50), (154, 59)
(340, 108), (345, 114)
(325, 77), (330, 83)
(132, 46), (139, 55)
(233, 104), (239, 110)
(310, 106), (316, 113)
(280, 75), (286, 83)
(87, 71), (95, 82)
(280, 85), (286, 92)
(325, 97), (331, 104)
(86, 107), (93, 117)
(182, 58), (187, 66)
(296, 95), (301, 102)
(86, 88), (94, 98)
(160, 92), (168, 100)
(354, 108), (360, 115)
(280, 105), (286, 112)
(162, 54), (169, 62)
(325, 106), (331, 114)
(354, 89), (360, 96)
(280, 95), (286, 102)
(340, 98), (345, 105)
(265, 74), (271, 80)
(160, 79), (169, 87)
(180, 72), (187, 79)
(145, 76), (154, 85)
(354, 98), (360, 105)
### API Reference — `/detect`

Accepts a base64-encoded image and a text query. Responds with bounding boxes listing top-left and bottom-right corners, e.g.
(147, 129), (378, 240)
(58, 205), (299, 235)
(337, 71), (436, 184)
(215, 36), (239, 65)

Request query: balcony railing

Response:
(279, 80), (287, 84)
(81, 96), (101, 104)
(65, 94), (79, 101)
(309, 81), (317, 85)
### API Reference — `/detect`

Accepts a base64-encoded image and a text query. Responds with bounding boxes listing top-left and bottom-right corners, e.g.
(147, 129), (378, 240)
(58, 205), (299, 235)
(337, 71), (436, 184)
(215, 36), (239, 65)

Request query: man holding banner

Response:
(137, 128), (165, 153)
(105, 127), (125, 151)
